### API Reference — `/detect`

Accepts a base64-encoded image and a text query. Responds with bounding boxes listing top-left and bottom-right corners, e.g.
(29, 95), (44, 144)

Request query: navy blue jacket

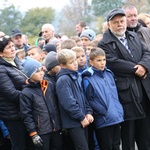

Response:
(0, 57), (27, 121)
(20, 81), (61, 135)
(82, 67), (124, 129)
(56, 68), (93, 129)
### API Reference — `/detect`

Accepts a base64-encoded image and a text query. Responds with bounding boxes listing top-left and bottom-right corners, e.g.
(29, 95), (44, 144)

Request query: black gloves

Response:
(32, 134), (43, 147)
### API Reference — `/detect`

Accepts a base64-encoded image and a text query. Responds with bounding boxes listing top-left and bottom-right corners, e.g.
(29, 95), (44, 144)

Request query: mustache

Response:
(117, 27), (124, 30)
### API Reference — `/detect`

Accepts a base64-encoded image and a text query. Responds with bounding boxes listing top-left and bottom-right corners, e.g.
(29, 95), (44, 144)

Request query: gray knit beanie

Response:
(80, 29), (96, 41)
(44, 51), (59, 71)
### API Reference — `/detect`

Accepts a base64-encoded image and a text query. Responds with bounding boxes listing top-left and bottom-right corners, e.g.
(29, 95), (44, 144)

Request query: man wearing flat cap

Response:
(98, 8), (150, 150)
(11, 28), (30, 53)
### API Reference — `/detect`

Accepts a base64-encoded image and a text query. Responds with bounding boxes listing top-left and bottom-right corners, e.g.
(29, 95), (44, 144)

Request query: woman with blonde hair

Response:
(138, 13), (150, 28)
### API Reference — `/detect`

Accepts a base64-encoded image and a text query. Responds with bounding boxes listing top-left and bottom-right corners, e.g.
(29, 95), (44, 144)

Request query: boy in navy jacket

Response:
(82, 47), (124, 150)
(20, 57), (63, 150)
(56, 49), (93, 150)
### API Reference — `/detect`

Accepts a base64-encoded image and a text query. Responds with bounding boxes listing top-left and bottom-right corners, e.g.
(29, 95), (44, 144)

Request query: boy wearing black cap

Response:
(20, 57), (63, 150)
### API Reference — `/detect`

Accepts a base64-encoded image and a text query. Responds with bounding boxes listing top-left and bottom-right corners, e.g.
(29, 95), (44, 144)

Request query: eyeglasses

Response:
(0, 35), (10, 41)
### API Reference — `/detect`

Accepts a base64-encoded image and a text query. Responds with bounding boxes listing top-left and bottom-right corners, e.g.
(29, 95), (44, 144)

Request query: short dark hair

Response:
(78, 21), (86, 27)
(0, 37), (12, 52)
(89, 47), (105, 60)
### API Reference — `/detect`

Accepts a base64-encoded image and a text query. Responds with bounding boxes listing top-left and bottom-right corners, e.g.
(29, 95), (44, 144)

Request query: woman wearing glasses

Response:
(0, 36), (35, 150)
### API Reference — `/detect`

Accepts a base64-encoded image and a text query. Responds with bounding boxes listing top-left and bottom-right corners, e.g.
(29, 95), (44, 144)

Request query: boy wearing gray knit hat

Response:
(80, 28), (96, 50)
(44, 51), (60, 83)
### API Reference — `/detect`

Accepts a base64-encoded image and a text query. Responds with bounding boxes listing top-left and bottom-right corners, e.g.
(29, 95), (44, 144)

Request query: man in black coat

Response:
(98, 8), (150, 150)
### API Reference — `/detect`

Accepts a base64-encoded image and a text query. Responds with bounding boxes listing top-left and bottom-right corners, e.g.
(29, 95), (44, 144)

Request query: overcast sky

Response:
(0, 0), (70, 12)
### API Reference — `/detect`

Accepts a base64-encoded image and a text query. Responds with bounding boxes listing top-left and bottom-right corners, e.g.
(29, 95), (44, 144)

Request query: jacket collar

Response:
(57, 68), (78, 80)
(127, 23), (140, 32)
(102, 29), (135, 44)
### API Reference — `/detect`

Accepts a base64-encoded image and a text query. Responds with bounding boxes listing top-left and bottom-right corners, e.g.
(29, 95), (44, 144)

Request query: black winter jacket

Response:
(0, 57), (27, 121)
(20, 81), (61, 135)
(98, 29), (150, 120)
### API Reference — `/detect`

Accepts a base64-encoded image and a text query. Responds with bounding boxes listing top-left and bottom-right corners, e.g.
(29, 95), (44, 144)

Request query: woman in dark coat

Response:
(0, 36), (34, 150)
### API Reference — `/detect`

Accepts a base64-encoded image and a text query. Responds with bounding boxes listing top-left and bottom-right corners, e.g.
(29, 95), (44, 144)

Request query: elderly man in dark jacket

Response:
(98, 8), (150, 150)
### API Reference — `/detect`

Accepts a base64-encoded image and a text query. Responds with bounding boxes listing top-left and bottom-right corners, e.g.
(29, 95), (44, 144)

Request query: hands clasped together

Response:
(81, 114), (94, 128)
(134, 64), (147, 78)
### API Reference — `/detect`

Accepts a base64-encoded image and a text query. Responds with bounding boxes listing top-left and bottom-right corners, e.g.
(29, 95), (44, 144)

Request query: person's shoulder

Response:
(22, 82), (39, 92)
(82, 67), (94, 79)
(56, 73), (71, 86)
(138, 25), (150, 35)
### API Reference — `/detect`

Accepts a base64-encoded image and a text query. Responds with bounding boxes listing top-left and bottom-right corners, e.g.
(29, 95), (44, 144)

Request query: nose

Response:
(102, 60), (105, 65)
(40, 70), (44, 75)
(80, 57), (83, 60)
(131, 15), (136, 20)
(75, 60), (78, 66)
(11, 46), (16, 51)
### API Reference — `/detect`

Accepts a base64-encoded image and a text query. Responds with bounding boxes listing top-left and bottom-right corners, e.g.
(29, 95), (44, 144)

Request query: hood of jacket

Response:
(22, 80), (40, 89)
(56, 68), (78, 79)
(82, 67), (113, 78)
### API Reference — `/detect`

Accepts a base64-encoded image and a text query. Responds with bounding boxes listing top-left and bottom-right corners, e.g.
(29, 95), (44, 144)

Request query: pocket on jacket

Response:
(116, 81), (132, 104)
(34, 114), (40, 130)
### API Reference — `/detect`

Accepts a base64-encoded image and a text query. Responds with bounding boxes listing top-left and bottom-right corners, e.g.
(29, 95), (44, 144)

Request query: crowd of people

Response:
(0, 4), (150, 150)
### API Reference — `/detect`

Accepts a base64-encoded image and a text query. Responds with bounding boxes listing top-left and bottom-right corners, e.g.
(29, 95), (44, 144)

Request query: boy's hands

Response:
(86, 114), (94, 123)
(81, 117), (90, 128)
(32, 134), (43, 147)
(81, 114), (94, 128)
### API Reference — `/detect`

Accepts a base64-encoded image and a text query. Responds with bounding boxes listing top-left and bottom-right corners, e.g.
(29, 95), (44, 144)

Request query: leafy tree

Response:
(92, 0), (124, 18)
(20, 7), (55, 38)
(0, 4), (22, 35)
(124, 0), (150, 13)
(58, 0), (93, 37)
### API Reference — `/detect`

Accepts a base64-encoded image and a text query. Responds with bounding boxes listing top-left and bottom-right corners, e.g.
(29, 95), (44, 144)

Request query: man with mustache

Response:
(98, 8), (150, 150)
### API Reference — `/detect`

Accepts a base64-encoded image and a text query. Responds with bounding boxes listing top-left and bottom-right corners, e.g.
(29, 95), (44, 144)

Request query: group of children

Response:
(19, 36), (124, 150)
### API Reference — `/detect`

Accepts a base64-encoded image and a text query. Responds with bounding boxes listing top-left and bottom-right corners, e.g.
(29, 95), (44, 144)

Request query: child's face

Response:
(89, 55), (106, 71)
(30, 68), (44, 82)
(86, 46), (93, 58)
(81, 37), (90, 49)
(27, 48), (43, 62)
(17, 51), (25, 61)
(51, 65), (61, 74)
(61, 57), (78, 71)
(76, 51), (86, 69)
(38, 39), (45, 45)
(76, 41), (83, 47)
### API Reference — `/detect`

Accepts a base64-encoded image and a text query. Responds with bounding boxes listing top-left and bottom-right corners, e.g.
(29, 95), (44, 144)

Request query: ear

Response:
(107, 22), (110, 28)
(0, 52), (3, 57)
(60, 64), (66, 68)
(89, 59), (93, 66)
